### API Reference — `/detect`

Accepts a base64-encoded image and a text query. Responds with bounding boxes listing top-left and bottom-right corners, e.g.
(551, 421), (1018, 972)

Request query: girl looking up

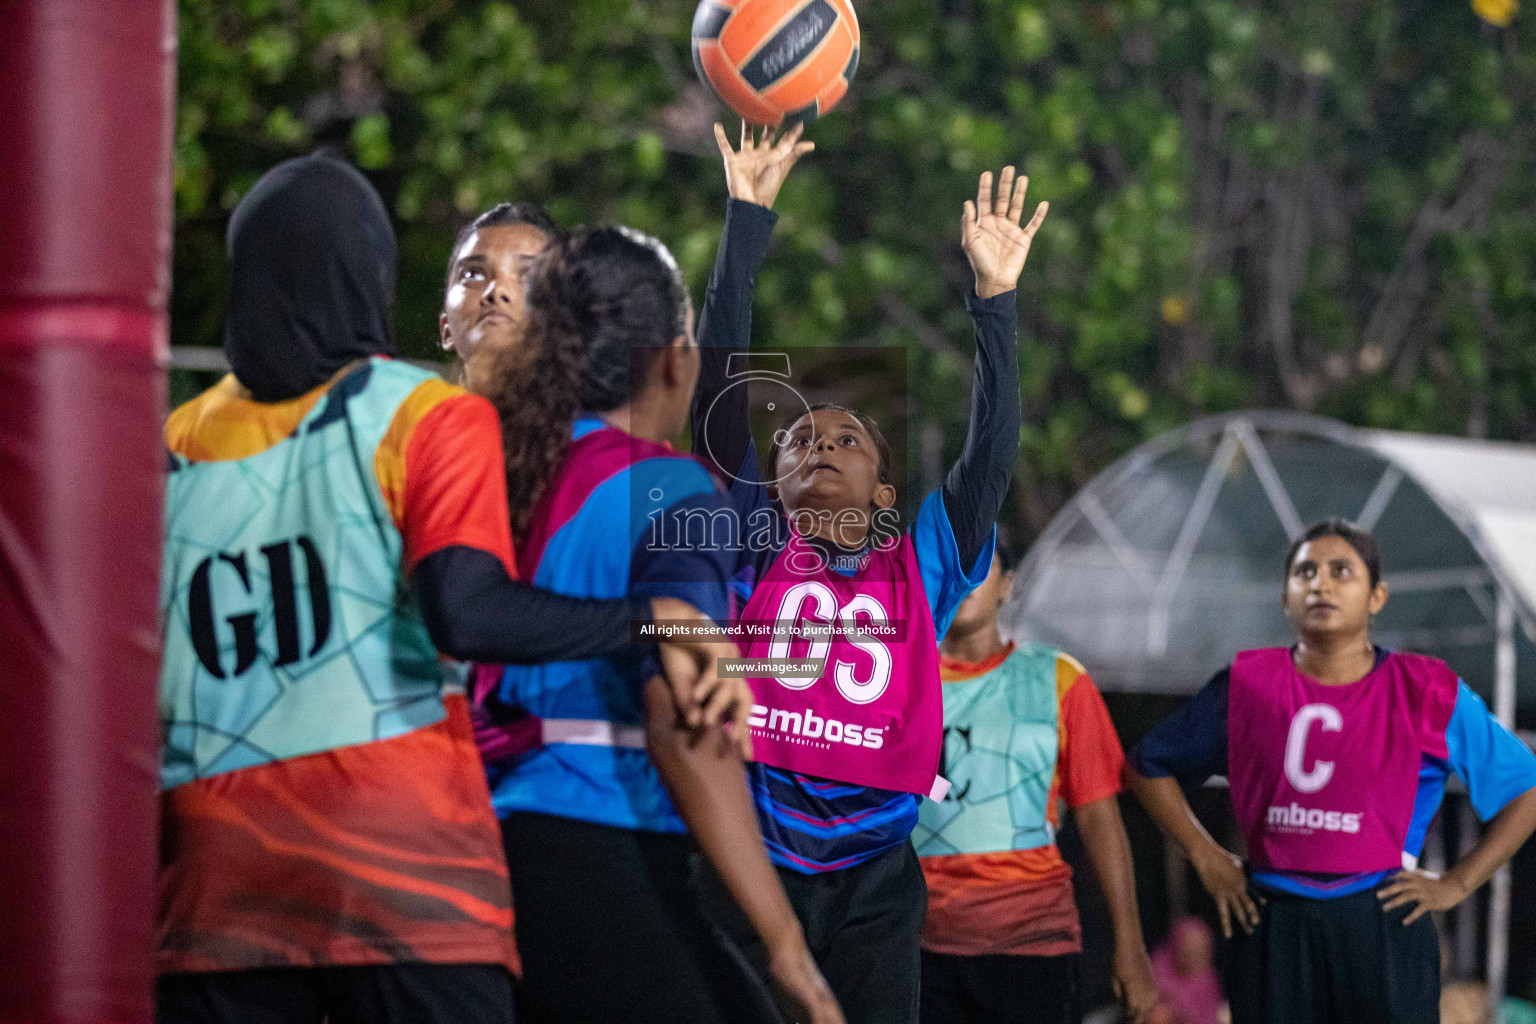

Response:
(469, 226), (840, 1024)
(688, 124), (1048, 1024)
(439, 201), (565, 367)
(160, 153), (727, 1024)
(1129, 518), (1536, 1024)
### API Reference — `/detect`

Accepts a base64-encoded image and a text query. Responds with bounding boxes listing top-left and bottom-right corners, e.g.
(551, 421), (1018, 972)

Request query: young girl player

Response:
(689, 124), (1048, 1024)
(1130, 518), (1536, 1024)
(915, 541), (1160, 1024)
(469, 225), (841, 1024)
(158, 153), (733, 1024)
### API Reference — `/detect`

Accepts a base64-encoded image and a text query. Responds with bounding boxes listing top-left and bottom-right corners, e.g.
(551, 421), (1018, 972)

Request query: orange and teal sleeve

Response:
(376, 381), (516, 577)
(1057, 658), (1126, 809)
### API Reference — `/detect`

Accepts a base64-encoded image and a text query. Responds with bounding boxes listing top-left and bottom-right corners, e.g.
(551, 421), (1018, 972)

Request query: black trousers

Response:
(702, 841), (929, 1024)
(502, 811), (781, 1024)
(1224, 886), (1441, 1024)
(157, 963), (513, 1024)
(918, 951), (1081, 1024)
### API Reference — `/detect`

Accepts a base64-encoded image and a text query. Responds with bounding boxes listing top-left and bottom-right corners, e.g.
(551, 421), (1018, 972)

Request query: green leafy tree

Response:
(173, 0), (1536, 539)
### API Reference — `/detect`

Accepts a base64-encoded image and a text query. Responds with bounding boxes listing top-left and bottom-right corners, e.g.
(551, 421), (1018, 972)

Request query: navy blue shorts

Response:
(918, 950), (1081, 1024)
(503, 812), (781, 1024)
(1224, 885), (1439, 1024)
(700, 840), (928, 1024)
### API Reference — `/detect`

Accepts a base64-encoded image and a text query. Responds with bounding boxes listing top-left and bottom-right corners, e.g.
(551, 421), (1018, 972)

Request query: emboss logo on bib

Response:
(1267, 803), (1362, 833)
(748, 704), (885, 749)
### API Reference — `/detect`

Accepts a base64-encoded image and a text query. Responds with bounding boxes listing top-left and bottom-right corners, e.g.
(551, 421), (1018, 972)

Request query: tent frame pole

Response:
(1486, 587), (1516, 1002)
(1456, 798), (1480, 977)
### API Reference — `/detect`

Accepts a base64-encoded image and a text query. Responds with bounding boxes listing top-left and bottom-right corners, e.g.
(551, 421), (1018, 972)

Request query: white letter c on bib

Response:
(1284, 703), (1342, 794)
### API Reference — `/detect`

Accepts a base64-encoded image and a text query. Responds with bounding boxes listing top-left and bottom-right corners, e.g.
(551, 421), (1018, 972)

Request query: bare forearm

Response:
(1077, 794), (1160, 1022)
(1075, 796), (1148, 950)
(642, 678), (803, 953)
(1133, 769), (1260, 938)
(1447, 787), (1536, 895)
(1129, 771), (1223, 862)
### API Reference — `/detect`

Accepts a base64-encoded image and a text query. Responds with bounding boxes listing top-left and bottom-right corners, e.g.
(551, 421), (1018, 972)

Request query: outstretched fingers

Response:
(1007, 172), (1028, 223)
(995, 166), (1016, 217)
(976, 167), (1047, 231)
(774, 122), (815, 165)
(714, 122), (735, 159)
(1023, 200), (1049, 238)
(771, 121), (804, 155)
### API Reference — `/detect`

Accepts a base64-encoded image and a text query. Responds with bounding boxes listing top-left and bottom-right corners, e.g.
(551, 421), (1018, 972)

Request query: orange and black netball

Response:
(692, 0), (860, 127)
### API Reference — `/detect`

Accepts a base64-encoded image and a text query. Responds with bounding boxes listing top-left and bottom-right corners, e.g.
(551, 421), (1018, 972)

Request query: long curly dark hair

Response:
(469, 226), (690, 544)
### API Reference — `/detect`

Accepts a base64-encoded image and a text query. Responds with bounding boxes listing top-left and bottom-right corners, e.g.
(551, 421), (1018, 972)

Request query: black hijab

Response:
(225, 151), (397, 402)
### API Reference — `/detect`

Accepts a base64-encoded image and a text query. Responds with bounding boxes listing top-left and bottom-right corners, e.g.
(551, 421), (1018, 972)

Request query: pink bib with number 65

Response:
(738, 532), (945, 798)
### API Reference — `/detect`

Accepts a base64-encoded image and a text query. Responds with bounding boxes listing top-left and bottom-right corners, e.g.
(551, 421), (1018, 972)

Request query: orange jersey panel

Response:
(375, 376), (465, 531)
(158, 695), (515, 973)
(374, 383), (515, 576)
(167, 366), (515, 578)
(921, 848), (1080, 957)
(165, 372), (327, 462)
(1055, 655), (1126, 811)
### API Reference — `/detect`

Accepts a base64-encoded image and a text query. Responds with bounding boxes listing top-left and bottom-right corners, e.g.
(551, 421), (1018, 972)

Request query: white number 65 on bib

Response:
(767, 582), (893, 704)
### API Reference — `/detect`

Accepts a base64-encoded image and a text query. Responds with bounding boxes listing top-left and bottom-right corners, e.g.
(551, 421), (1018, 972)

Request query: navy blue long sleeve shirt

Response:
(686, 198), (1021, 872)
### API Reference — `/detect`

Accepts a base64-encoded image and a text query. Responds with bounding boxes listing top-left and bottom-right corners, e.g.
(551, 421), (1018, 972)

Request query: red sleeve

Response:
(397, 392), (516, 577)
(1058, 666), (1126, 809)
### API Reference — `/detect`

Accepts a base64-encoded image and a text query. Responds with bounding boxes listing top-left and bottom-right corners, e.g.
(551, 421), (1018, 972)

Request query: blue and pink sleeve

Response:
(1444, 682), (1536, 821)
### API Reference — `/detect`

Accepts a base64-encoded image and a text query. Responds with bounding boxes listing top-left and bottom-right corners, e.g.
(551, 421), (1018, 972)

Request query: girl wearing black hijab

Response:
(156, 152), (738, 1024)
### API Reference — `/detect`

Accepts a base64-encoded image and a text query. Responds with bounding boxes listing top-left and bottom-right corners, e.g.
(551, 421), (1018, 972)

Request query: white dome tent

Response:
(1004, 411), (1536, 999)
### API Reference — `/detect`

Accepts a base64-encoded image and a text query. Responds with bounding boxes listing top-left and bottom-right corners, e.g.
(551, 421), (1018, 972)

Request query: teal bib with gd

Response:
(912, 645), (1061, 856)
(159, 359), (448, 790)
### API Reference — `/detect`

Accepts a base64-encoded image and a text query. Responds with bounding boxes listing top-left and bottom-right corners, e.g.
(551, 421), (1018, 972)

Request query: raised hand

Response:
(961, 166), (1049, 299)
(714, 120), (814, 211)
